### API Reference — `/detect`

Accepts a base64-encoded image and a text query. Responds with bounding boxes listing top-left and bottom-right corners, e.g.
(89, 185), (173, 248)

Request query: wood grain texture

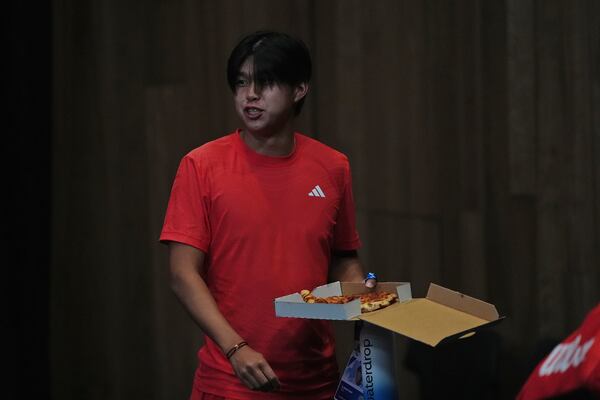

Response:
(507, 0), (536, 195)
(145, 85), (202, 400)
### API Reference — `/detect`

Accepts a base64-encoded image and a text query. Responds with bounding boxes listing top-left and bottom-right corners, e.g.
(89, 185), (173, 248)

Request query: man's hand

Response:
(229, 345), (281, 392)
(364, 271), (377, 288)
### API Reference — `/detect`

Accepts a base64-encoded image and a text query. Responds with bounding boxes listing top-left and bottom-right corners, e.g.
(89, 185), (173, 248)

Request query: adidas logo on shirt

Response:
(308, 185), (326, 198)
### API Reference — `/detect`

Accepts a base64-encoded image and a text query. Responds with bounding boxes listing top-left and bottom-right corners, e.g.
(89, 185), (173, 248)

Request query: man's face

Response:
(233, 58), (306, 136)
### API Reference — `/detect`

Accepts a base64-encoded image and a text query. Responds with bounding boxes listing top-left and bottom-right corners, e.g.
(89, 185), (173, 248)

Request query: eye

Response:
(236, 78), (249, 87)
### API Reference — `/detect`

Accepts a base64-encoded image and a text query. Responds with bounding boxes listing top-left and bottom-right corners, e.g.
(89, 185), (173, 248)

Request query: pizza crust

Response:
(299, 290), (398, 313)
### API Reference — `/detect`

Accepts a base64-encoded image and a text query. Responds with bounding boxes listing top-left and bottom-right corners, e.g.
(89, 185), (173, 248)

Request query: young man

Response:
(160, 31), (374, 400)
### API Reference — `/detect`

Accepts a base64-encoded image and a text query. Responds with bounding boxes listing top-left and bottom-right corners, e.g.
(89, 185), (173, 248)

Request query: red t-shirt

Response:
(517, 304), (600, 399)
(160, 130), (361, 399)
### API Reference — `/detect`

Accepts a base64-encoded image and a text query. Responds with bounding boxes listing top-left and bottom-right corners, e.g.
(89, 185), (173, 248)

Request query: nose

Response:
(246, 82), (260, 100)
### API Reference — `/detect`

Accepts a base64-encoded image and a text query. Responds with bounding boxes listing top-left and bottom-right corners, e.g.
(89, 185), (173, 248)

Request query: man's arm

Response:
(168, 242), (280, 391)
(328, 249), (366, 283)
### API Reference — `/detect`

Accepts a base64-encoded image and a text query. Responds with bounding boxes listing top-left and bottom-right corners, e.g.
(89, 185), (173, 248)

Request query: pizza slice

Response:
(356, 291), (398, 313)
(299, 289), (398, 313)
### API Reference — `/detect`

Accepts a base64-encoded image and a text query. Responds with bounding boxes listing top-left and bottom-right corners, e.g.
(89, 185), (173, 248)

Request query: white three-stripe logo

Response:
(308, 185), (326, 198)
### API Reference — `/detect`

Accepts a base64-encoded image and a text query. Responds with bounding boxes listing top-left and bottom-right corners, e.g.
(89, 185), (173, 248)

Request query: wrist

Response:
(217, 332), (245, 354)
(225, 341), (248, 359)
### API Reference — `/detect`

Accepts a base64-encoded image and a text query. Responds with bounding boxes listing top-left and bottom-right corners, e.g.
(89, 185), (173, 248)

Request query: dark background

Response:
(7, 1), (52, 399)
(8, 1), (599, 399)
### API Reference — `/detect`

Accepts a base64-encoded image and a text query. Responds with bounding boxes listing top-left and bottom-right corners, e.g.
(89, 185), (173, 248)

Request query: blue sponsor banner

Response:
(335, 322), (398, 400)
(335, 348), (364, 400)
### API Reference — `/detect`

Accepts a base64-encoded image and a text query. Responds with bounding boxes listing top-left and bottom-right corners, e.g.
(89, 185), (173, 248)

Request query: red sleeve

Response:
(333, 159), (362, 251)
(159, 154), (211, 252)
(517, 304), (600, 400)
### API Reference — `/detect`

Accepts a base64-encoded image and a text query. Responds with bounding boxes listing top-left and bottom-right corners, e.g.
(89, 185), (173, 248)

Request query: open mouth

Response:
(244, 107), (264, 119)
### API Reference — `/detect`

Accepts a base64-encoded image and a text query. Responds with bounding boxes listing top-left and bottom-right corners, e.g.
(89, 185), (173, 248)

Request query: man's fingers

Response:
(257, 380), (274, 392)
(365, 278), (377, 288)
(248, 367), (270, 391)
(241, 362), (277, 391)
(258, 363), (281, 391)
(258, 379), (281, 392)
(268, 377), (281, 391)
(239, 368), (261, 390)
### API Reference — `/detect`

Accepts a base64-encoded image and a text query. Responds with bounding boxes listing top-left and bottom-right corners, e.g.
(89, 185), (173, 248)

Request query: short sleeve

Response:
(159, 154), (211, 252)
(332, 159), (362, 251)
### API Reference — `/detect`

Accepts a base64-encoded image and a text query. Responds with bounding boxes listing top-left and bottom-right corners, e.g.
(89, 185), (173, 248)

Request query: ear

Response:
(293, 82), (309, 103)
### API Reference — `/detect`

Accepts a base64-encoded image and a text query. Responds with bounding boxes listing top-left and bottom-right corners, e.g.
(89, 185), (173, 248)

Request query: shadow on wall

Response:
(404, 330), (502, 400)
(405, 331), (599, 400)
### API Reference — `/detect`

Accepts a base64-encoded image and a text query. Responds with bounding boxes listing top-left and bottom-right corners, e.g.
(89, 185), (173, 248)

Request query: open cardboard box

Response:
(275, 281), (504, 346)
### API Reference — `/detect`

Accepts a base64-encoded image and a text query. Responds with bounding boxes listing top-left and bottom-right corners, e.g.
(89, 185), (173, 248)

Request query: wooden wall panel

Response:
(536, 0), (572, 337)
(507, 0), (536, 195)
(145, 85), (202, 399)
(405, 1), (441, 218)
(564, 0), (600, 327)
(144, 0), (187, 85)
(502, 2), (540, 370)
(591, 0), (600, 320)
(53, 2), (120, 398)
(319, 0), (369, 206)
(407, 219), (443, 297)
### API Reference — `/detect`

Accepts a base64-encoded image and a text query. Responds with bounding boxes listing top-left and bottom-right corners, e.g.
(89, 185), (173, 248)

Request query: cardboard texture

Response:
(275, 281), (504, 347)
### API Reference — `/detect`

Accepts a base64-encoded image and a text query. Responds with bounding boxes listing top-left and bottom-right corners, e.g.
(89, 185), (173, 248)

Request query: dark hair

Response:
(227, 31), (312, 115)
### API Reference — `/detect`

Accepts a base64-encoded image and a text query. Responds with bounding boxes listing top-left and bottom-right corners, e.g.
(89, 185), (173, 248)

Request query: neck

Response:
(241, 126), (295, 156)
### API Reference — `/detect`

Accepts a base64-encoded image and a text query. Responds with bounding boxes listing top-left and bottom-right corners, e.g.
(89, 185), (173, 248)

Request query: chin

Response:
(244, 120), (272, 135)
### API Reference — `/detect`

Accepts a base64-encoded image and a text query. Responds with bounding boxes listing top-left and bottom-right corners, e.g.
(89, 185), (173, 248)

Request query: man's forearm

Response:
(170, 269), (243, 352)
(329, 250), (365, 282)
(168, 242), (243, 353)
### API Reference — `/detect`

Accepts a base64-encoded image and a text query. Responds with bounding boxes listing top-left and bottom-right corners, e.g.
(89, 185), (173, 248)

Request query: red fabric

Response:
(517, 304), (600, 399)
(192, 392), (230, 400)
(161, 131), (361, 399)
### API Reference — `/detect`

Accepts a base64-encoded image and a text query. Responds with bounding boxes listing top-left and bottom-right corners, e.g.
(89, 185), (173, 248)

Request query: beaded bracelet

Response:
(226, 341), (248, 359)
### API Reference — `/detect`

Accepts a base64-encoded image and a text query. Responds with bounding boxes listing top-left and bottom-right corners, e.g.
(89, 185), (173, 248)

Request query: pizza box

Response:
(275, 281), (504, 346)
